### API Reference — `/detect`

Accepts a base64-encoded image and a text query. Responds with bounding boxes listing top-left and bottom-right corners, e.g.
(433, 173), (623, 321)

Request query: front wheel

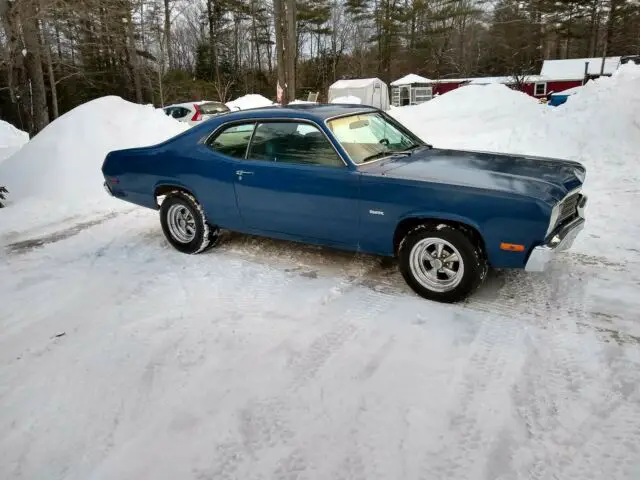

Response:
(398, 224), (487, 303)
(159, 191), (220, 254)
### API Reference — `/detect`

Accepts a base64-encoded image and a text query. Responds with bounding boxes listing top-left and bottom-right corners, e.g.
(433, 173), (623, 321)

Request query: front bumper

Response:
(525, 216), (585, 272)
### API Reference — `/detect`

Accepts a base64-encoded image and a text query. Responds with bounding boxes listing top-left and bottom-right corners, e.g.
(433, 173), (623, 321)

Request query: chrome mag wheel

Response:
(408, 237), (465, 293)
(167, 204), (196, 243)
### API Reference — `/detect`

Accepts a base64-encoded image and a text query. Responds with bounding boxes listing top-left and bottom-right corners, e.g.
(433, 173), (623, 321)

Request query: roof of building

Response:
(390, 74), (433, 86)
(329, 78), (384, 89)
(540, 57), (621, 79)
(420, 75), (540, 85)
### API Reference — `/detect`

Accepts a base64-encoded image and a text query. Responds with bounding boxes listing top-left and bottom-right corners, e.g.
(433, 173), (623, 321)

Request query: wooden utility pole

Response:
(20, 0), (49, 132)
(164, 0), (173, 69)
(285, 0), (296, 103)
(273, 0), (295, 104)
(273, 0), (286, 103)
(125, 11), (143, 103)
(40, 21), (59, 119)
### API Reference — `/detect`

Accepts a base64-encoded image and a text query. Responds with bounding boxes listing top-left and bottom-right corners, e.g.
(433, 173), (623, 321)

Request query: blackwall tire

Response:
(398, 224), (487, 303)
(159, 191), (218, 254)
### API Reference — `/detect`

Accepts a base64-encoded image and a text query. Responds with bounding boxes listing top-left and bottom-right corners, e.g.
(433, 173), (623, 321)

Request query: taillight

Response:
(191, 104), (202, 121)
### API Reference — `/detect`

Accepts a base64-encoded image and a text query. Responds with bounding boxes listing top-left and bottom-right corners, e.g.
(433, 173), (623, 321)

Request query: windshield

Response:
(326, 112), (422, 164)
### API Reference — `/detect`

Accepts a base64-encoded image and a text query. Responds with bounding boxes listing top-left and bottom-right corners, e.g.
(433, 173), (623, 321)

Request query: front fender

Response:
(397, 210), (485, 237)
(393, 210), (544, 269)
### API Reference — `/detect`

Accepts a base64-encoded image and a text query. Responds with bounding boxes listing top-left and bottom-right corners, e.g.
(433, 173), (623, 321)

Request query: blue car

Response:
(102, 104), (588, 303)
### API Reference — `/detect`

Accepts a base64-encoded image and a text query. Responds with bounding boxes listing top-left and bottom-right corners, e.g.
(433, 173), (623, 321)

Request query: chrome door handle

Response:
(236, 170), (254, 176)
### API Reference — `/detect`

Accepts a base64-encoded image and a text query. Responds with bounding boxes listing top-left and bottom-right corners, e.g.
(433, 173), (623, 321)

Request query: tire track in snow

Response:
(4, 209), (136, 254)
(419, 315), (526, 480)
(287, 279), (395, 388)
(272, 448), (310, 480)
(214, 257), (396, 476)
(514, 343), (640, 480)
(510, 333), (594, 479)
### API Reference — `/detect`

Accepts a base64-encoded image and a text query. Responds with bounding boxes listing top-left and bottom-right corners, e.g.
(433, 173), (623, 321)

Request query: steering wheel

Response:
(379, 138), (390, 146)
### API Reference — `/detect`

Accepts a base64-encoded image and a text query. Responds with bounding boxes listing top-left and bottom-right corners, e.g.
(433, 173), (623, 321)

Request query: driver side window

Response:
(247, 121), (344, 168)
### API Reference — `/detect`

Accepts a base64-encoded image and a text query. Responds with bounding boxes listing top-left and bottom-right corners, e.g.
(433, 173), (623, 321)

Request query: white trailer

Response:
(328, 78), (390, 110)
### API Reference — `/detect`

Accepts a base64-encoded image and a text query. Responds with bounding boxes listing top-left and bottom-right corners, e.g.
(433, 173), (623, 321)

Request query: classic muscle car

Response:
(102, 104), (587, 303)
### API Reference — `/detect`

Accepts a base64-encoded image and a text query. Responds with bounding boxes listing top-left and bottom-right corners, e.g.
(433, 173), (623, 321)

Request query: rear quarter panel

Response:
(101, 125), (241, 227)
(358, 174), (550, 268)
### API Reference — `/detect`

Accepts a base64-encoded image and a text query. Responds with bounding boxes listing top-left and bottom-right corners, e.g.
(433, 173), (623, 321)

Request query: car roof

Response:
(221, 103), (378, 121)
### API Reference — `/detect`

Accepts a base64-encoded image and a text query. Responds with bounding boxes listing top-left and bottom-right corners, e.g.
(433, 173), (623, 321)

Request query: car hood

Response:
(362, 147), (585, 204)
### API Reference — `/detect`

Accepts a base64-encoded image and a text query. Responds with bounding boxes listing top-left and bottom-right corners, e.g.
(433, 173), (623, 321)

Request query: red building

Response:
(428, 76), (583, 100)
(391, 56), (625, 105)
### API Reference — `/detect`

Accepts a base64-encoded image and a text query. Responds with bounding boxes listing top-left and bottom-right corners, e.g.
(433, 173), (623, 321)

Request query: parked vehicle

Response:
(547, 85), (583, 107)
(163, 101), (230, 126)
(102, 104), (587, 303)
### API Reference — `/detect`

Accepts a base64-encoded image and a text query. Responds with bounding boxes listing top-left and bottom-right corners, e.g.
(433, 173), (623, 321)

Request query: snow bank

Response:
(390, 62), (640, 262)
(0, 120), (29, 164)
(289, 99), (317, 105)
(225, 94), (274, 111)
(0, 96), (188, 235)
(331, 95), (362, 105)
(390, 83), (542, 151)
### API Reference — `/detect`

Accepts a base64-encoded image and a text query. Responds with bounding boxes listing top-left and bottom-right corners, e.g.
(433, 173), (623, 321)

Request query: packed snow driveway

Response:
(1, 208), (640, 480)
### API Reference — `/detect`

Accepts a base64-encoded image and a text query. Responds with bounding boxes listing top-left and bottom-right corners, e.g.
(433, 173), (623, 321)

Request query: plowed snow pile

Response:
(226, 94), (274, 111)
(391, 62), (640, 262)
(0, 96), (188, 235)
(331, 95), (362, 104)
(0, 120), (29, 164)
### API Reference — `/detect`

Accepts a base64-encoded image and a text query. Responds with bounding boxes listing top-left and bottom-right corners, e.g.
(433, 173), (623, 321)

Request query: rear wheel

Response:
(159, 191), (220, 254)
(398, 224), (487, 303)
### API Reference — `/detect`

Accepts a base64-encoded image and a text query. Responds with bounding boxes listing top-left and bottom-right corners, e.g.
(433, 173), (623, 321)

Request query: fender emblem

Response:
(369, 210), (385, 216)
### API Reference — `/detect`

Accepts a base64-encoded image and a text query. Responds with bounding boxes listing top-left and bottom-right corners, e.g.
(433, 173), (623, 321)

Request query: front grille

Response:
(548, 191), (581, 236)
(557, 192), (580, 225)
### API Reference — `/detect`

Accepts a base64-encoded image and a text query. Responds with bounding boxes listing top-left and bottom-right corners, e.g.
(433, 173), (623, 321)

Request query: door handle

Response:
(236, 170), (254, 176)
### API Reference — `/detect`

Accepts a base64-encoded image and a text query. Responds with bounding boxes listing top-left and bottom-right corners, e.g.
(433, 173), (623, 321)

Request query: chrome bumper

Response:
(525, 216), (585, 272)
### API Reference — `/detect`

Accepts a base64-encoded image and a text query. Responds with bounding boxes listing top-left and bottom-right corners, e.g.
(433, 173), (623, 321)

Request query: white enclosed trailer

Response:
(328, 78), (390, 110)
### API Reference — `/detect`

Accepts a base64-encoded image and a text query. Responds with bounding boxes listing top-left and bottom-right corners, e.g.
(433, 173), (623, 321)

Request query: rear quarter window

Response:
(206, 123), (256, 159)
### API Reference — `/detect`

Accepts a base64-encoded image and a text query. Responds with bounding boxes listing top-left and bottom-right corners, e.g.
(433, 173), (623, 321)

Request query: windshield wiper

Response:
(390, 144), (427, 156)
(361, 150), (411, 164)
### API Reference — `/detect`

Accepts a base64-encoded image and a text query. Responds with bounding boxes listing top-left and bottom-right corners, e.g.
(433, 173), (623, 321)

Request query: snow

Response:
(2, 66), (640, 479)
(0, 96), (188, 234)
(391, 83), (540, 125)
(225, 94), (275, 111)
(468, 76), (516, 85)
(289, 99), (317, 105)
(330, 95), (362, 104)
(329, 78), (382, 89)
(551, 84), (583, 96)
(0, 120), (29, 165)
(390, 73), (433, 86)
(541, 56), (621, 79)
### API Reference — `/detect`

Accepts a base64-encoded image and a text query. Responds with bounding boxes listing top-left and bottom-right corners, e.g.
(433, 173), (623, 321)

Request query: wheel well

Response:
(154, 185), (195, 208)
(393, 218), (486, 257)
